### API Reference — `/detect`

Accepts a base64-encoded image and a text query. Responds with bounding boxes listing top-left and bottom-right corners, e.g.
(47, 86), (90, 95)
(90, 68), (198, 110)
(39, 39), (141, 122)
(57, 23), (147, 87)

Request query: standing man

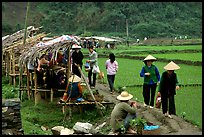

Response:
(86, 45), (98, 89)
(71, 44), (84, 78)
(140, 55), (160, 108)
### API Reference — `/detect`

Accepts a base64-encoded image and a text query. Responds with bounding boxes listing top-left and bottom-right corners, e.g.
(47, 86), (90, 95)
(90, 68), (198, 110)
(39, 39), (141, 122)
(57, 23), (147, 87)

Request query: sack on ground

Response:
(155, 95), (161, 109)
(92, 65), (100, 73)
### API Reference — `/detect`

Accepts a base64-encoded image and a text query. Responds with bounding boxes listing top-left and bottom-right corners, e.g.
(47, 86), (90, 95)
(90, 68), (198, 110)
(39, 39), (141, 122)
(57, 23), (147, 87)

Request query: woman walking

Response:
(105, 53), (118, 94)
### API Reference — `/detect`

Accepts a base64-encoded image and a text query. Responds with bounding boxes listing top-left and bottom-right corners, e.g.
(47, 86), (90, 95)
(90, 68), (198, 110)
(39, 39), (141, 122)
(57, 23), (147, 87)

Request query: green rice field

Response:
(96, 58), (202, 86)
(134, 53), (202, 62)
(81, 45), (202, 129)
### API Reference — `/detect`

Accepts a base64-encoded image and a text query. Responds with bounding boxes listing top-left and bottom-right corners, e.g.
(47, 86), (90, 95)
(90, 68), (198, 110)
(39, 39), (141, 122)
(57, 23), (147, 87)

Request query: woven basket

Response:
(80, 83), (87, 91)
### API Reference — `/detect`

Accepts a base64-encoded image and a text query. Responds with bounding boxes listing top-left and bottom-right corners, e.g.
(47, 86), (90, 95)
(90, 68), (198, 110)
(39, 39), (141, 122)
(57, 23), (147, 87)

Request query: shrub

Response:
(2, 84), (19, 99)
(2, 76), (10, 84)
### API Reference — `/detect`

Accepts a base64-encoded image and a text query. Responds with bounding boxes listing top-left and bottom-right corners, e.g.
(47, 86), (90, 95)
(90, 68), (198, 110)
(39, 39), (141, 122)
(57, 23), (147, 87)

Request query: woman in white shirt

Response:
(105, 53), (118, 94)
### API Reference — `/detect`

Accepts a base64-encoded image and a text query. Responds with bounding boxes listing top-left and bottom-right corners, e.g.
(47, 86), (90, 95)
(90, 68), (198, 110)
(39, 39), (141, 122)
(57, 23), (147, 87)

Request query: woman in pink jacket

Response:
(105, 53), (118, 94)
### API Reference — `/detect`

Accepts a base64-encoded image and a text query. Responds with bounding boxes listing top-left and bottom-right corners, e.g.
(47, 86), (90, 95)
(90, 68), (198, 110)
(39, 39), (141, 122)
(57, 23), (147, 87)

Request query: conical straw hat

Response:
(68, 75), (81, 82)
(117, 91), (133, 101)
(164, 61), (180, 70)
(143, 55), (157, 61)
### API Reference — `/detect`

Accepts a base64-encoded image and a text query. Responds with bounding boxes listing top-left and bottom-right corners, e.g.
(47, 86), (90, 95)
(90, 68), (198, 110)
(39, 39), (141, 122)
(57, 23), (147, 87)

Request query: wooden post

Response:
(63, 44), (71, 114)
(6, 52), (10, 77)
(29, 72), (33, 99)
(34, 68), (41, 105)
(9, 51), (12, 85)
(12, 49), (16, 87)
(50, 88), (53, 102)
(19, 64), (22, 100)
(23, 2), (30, 46)
(67, 44), (71, 83)
(34, 68), (37, 105)
(26, 66), (31, 100)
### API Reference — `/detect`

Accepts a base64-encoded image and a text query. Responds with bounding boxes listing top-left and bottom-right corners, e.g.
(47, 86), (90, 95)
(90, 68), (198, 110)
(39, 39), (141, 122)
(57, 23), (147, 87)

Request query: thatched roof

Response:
(18, 35), (74, 70)
(2, 26), (42, 49)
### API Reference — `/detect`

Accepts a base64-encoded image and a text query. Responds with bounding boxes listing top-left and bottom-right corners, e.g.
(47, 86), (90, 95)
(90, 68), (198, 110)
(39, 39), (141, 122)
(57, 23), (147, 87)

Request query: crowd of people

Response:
(110, 55), (180, 134)
(29, 42), (181, 134)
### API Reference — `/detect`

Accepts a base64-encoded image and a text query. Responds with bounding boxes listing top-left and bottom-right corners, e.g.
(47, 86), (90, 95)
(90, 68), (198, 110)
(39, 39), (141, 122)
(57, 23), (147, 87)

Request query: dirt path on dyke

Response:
(95, 81), (202, 135)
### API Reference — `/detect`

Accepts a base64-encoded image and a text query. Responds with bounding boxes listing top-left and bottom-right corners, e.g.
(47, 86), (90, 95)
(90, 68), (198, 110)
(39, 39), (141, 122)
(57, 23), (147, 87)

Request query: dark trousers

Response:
(161, 94), (176, 115)
(143, 83), (157, 107)
(72, 64), (82, 78)
(88, 67), (96, 87)
(36, 70), (44, 86)
(107, 75), (115, 92)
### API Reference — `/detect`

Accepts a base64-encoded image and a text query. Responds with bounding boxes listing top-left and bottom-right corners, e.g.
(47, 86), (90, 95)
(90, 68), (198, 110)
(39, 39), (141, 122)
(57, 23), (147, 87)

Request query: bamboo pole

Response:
(19, 2), (30, 101)
(50, 88), (53, 102)
(67, 45), (71, 84)
(9, 51), (12, 85)
(63, 44), (71, 115)
(26, 66), (31, 100)
(76, 64), (105, 116)
(34, 68), (39, 105)
(30, 71), (34, 99)
(23, 2), (30, 46)
(6, 52), (9, 77)
(12, 49), (16, 87)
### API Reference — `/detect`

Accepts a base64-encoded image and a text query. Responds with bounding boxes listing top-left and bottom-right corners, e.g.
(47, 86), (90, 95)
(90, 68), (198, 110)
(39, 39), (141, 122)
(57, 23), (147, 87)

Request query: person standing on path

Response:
(105, 53), (118, 94)
(140, 55), (160, 108)
(157, 61), (180, 119)
(86, 45), (98, 89)
(71, 44), (84, 78)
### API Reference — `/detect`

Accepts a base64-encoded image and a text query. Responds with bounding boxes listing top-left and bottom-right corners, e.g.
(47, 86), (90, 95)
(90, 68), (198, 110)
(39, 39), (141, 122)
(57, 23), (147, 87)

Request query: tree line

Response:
(2, 2), (202, 39)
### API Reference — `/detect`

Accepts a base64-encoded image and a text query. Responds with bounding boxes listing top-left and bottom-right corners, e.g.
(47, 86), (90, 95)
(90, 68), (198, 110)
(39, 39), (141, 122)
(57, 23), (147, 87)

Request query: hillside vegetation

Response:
(2, 2), (202, 39)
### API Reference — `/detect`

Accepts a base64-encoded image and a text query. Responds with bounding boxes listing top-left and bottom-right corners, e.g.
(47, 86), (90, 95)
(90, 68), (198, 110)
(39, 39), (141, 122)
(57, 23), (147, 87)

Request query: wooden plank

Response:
(59, 101), (113, 106)
(9, 73), (27, 76)
(30, 89), (65, 92)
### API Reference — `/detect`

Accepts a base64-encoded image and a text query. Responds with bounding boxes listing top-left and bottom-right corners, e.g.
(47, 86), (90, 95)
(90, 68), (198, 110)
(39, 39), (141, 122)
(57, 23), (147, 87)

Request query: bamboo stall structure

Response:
(18, 35), (74, 105)
(3, 26), (109, 117)
(2, 26), (43, 88)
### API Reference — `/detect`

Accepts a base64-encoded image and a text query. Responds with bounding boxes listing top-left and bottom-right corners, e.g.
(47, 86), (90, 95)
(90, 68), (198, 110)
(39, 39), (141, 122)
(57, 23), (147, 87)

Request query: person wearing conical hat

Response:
(71, 44), (84, 78)
(157, 61), (180, 119)
(140, 55), (160, 108)
(110, 91), (137, 134)
(59, 74), (83, 103)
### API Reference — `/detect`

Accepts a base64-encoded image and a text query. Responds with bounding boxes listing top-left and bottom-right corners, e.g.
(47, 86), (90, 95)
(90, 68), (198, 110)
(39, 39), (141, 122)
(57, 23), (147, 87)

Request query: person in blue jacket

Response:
(140, 55), (160, 108)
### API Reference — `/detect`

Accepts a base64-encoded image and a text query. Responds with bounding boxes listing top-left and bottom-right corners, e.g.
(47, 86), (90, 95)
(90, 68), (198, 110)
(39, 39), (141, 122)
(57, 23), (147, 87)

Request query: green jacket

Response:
(143, 65), (159, 84)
